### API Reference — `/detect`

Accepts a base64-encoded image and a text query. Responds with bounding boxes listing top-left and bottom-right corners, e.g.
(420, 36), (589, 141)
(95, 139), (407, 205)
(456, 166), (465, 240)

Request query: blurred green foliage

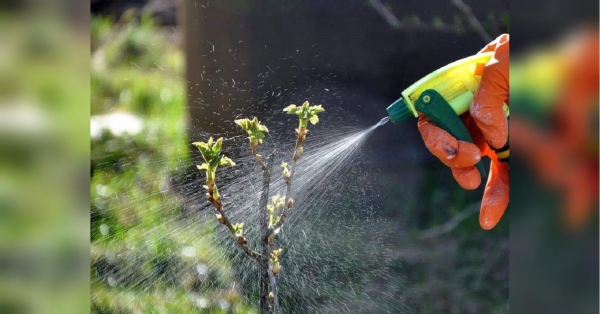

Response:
(0, 13), (89, 314)
(90, 14), (255, 314)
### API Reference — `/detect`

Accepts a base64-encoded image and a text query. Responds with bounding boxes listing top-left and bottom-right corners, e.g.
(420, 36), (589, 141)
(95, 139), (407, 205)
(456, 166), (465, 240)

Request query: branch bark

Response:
(267, 127), (307, 313)
(474, 239), (508, 290)
(368, 0), (496, 42)
(207, 196), (262, 261)
(269, 268), (280, 313)
(451, 0), (493, 42)
(258, 150), (277, 314)
(272, 127), (304, 232)
(418, 202), (480, 240)
(367, 0), (401, 29)
(272, 161), (296, 232)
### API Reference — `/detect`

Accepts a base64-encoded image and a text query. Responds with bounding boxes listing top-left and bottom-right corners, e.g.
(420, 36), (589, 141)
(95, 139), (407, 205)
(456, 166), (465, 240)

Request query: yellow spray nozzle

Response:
(386, 51), (510, 176)
(387, 52), (494, 123)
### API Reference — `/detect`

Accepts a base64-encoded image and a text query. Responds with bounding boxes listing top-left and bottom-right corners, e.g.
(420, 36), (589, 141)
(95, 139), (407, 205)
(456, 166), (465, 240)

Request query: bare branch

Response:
(271, 174), (294, 232)
(269, 268), (281, 314)
(206, 195), (262, 261)
(257, 149), (277, 313)
(267, 124), (312, 313)
(474, 239), (508, 289)
(418, 202), (480, 240)
(367, 0), (401, 29)
(254, 152), (269, 171)
(272, 129), (304, 233)
(367, 0), (496, 41)
(451, 0), (493, 42)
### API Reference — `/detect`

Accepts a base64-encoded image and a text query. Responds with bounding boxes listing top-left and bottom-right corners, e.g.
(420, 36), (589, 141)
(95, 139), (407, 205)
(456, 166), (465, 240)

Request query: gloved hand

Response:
(417, 34), (509, 230)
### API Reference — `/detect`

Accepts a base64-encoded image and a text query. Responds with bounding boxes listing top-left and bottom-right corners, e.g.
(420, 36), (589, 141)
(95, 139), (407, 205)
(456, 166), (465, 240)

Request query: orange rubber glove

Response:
(417, 34), (509, 230)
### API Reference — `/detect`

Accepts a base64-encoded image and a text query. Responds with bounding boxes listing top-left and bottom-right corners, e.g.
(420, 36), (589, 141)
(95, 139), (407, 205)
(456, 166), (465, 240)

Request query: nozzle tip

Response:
(386, 97), (414, 124)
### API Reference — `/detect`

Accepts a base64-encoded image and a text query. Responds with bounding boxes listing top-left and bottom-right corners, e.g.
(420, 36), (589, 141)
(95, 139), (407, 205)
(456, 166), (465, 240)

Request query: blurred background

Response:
(0, 1), (89, 314)
(509, 1), (598, 313)
(90, 1), (508, 313)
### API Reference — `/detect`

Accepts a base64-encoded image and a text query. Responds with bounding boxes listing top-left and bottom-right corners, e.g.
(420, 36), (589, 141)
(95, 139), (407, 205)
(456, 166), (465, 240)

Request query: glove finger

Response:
(479, 159), (509, 230)
(418, 114), (482, 168)
(444, 140), (482, 169)
(470, 105), (509, 150)
(418, 114), (459, 160)
(563, 163), (595, 230)
(451, 166), (481, 190)
(470, 37), (509, 150)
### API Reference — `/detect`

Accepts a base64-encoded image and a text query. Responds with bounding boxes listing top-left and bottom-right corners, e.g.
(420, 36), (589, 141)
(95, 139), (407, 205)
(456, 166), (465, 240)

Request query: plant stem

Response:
(206, 194), (262, 261)
(272, 128), (303, 232)
(368, 0), (497, 40)
(267, 128), (305, 313)
(367, 0), (401, 29)
(258, 150), (276, 314)
(275, 159), (296, 231)
(451, 0), (493, 42)
(269, 268), (280, 313)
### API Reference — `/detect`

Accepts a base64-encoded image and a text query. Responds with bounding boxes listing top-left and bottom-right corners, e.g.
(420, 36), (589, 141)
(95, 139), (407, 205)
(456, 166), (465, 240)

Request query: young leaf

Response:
(269, 213), (275, 227)
(309, 104), (325, 114)
(235, 117), (269, 146)
(219, 156), (236, 167)
(214, 137), (223, 154)
(272, 262), (281, 276)
(192, 141), (211, 162)
(194, 137), (235, 176)
(212, 184), (220, 200)
(282, 104), (297, 114)
(283, 101), (325, 128)
(234, 223), (244, 238)
(270, 248), (283, 263)
(234, 119), (251, 130)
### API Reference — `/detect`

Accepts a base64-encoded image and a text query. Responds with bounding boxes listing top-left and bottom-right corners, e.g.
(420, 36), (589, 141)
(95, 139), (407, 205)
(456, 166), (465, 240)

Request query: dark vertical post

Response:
(179, 0), (250, 144)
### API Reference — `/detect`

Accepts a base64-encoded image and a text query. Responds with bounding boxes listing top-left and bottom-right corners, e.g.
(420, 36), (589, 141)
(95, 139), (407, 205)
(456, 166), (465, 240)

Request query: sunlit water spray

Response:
(90, 25), (403, 309)
(91, 109), (407, 312)
(177, 115), (400, 311)
(91, 9), (412, 310)
(189, 119), (389, 241)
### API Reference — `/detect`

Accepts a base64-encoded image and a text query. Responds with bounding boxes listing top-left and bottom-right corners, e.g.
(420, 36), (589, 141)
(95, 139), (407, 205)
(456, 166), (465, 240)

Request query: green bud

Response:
(235, 117), (269, 148)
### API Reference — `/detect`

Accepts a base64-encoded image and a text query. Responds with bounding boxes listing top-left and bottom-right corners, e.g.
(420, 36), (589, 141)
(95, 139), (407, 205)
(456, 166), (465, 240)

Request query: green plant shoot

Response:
(235, 117), (270, 155)
(270, 248), (283, 277)
(192, 137), (235, 200)
(267, 195), (286, 228)
(283, 101), (325, 129)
